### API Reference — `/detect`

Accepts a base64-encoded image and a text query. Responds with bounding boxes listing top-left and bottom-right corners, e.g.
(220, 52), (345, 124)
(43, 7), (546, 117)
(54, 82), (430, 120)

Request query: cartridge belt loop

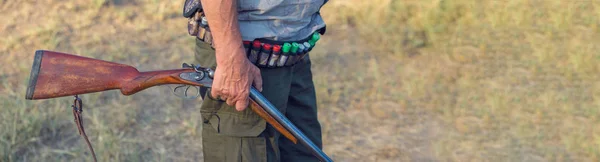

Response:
(245, 30), (322, 68)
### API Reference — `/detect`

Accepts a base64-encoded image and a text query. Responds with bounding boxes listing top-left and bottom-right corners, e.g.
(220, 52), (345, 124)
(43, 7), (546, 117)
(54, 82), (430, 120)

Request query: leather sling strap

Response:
(72, 95), (97, 162)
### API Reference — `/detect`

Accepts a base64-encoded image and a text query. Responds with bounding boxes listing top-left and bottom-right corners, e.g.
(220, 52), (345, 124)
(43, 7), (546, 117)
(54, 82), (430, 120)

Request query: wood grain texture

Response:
(30, 51), (201, 99)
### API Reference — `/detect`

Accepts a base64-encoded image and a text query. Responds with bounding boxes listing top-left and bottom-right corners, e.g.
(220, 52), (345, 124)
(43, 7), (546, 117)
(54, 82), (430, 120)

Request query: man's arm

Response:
(200, 0), (262, 111)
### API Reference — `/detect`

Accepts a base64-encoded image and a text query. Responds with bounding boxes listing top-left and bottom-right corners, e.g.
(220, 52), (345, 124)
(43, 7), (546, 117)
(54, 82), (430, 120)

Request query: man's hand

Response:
(199, 0), (262, 111)
(210, 46), (262, 111)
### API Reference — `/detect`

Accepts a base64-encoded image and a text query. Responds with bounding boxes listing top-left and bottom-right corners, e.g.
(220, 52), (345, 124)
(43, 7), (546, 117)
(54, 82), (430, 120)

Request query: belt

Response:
(188, 11), (322, 68)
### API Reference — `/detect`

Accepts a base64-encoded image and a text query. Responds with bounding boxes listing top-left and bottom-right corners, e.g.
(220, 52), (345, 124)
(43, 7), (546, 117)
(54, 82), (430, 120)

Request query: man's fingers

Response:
(210, 87), (228, 101)
(226, 97), (235, 106)
(210, 88), (219, 99)
(235, 97), (249, 111)
(253, 72), (263, 92)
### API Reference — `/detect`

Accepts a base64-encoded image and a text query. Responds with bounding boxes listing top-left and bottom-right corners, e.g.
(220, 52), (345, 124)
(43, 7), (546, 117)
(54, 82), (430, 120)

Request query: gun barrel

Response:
(249, 88), (333, 162)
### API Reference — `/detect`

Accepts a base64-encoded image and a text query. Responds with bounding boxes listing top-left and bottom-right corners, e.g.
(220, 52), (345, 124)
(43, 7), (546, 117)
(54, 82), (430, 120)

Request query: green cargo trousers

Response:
(194, 39), (323, 162)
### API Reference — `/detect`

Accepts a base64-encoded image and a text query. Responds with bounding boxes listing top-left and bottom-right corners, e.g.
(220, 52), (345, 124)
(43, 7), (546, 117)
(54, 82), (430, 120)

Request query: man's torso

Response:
(237, 0), (326, 41)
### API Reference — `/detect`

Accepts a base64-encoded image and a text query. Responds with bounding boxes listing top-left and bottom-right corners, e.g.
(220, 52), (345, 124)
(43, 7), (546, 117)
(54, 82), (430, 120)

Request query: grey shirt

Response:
(237, 0), (326, 41)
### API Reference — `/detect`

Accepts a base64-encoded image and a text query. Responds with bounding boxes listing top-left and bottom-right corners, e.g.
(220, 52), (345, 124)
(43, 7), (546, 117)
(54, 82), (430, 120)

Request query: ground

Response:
(1, 0), (600, 161)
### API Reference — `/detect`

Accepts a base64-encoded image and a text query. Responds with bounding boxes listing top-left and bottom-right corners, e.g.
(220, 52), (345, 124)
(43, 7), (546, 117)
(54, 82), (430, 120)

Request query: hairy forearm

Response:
(200, 0), (246, 66)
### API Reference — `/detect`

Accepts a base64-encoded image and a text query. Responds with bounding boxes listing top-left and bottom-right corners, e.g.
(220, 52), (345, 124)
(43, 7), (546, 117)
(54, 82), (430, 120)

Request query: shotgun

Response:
(25, 50), (333, 162)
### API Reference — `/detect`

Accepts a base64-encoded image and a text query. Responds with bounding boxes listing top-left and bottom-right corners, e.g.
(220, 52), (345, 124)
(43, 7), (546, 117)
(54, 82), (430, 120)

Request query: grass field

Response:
(2, 0), (600, 161)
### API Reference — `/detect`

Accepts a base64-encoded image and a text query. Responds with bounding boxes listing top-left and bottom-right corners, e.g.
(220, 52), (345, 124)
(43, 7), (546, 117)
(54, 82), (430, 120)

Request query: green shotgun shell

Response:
(291, 42), (300, 53)
(308, 33), (320, 47)
(279, 43), (292, 67)
(309, 40), (316, 47)
(311, 32), (320, 42)
(282, 43), (291, 53)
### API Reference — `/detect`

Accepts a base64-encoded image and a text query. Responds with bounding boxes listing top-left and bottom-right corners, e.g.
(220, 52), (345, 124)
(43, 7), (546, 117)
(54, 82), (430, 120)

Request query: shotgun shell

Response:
(296, 43), (307, 63)
(303, 42), (311, 52)
(308, 32), (320, 50)
(249, 40), (261, 64)
(291, 42), (299, 53)
(286, 42), (300, 66)
(268, 45), (282, 67)
(258, 43), (272, 66)
(311, 32), (320, 42)
(278, 43), (291, 67)
(300, 42), (311, 60)
(297, 43), (306, 55)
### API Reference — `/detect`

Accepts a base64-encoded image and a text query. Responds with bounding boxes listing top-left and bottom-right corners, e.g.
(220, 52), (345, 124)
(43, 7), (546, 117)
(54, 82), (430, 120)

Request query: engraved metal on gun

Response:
(173, 63), (215, 99)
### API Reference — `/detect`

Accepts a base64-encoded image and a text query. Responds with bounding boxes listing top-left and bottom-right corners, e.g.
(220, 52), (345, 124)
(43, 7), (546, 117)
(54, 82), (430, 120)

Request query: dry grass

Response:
(1, 0), (600, 161)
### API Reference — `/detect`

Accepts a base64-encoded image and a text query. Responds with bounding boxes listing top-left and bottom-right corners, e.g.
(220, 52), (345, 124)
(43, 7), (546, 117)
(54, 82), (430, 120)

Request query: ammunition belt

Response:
(187, 11), (322, 68)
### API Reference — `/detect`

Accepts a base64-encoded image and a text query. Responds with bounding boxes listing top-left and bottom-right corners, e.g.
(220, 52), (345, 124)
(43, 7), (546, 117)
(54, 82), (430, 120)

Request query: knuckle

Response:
(220, 90), (229, 96)
(212, 88), (221, 94)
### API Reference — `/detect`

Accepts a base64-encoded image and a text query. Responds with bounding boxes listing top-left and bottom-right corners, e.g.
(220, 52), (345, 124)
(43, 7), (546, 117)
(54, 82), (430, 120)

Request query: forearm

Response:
(200, 0), (246, 66)
(200, 0), (262, 110)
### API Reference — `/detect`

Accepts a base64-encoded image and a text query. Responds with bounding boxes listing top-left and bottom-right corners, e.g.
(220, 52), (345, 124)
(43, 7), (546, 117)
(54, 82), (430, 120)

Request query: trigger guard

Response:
(185, 86), (201, 98)
(173, 85), (201, 99)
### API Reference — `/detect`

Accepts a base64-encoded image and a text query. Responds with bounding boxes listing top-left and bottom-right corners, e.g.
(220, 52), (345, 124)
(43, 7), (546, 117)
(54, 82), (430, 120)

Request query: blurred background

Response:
(1, 0), (600, 161)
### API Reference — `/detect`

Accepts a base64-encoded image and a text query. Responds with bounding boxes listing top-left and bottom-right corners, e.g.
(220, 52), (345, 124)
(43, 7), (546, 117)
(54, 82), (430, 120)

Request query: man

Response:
(188, 0), (327, 161)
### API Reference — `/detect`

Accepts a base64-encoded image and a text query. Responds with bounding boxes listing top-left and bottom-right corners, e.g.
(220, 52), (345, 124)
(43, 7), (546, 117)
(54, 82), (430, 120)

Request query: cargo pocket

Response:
(200, 89), (267, 137)
(200, 89), (269, 162)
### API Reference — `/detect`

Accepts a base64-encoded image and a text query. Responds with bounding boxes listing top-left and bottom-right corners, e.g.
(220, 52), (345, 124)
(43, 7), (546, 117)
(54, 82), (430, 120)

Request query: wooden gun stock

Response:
(25, 50), (203, 99)
(25, 50), (297, 143)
